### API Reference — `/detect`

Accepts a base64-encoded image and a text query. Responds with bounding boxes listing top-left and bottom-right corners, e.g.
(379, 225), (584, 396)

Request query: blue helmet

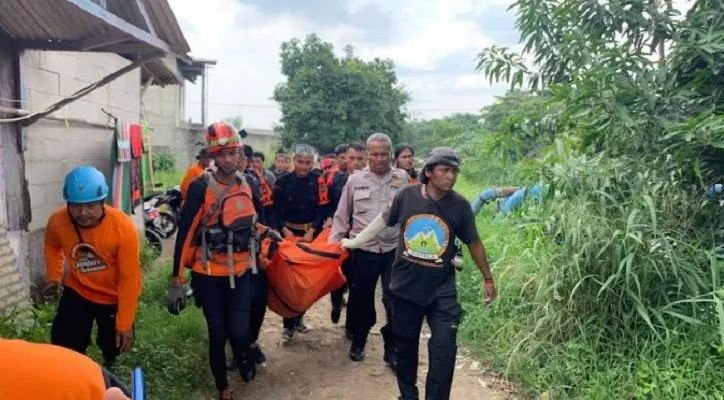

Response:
(63, 166), (109, 204)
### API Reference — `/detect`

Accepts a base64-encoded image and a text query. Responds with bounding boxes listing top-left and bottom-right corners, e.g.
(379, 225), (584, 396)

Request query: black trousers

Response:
(250, 271), (268, 343)
(191, 272), (253, 391)
(347, 249), (395, 348)
(330, 256), (353, 329)
(282, 225), (312, 331)
(392, 294), (462, 400)
(50, 286), (121, 367)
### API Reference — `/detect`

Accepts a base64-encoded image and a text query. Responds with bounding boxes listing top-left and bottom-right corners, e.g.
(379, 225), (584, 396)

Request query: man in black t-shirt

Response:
(341, 147), (497, 400)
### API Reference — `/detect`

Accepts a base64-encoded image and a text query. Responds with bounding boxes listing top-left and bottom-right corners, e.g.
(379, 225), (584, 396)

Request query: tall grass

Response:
(454, 153), (724, 399)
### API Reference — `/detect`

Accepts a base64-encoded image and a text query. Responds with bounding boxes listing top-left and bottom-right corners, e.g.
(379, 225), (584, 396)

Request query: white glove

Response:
(340, 214), (386, 249)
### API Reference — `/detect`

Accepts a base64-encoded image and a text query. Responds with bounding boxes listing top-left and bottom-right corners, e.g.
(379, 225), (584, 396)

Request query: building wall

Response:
(143, 84), (196, 170)
(20, 50), (141, 288)
(244, 130), (279, 156)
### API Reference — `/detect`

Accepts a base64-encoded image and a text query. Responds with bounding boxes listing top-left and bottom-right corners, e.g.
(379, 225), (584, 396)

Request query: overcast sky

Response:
(168, 0), (520, 130)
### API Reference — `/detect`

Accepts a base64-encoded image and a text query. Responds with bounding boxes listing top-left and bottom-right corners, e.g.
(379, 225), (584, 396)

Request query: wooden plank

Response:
(62, 0), (170, 53)
(80, 35), (131, 51)
(133, 0), (156, 36)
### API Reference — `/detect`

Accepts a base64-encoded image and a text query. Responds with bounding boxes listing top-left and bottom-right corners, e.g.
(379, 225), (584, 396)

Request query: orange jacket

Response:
(180, 163), (205, 200)
(0, 338), (106, 400)
(178, 173), (262, 277)
(45, 205), (142, 331)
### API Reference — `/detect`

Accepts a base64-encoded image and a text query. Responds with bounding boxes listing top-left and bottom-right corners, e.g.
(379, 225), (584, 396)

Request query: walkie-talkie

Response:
(132, 368), (145, 400)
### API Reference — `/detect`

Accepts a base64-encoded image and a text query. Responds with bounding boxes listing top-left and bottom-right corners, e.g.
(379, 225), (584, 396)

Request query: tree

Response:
(474, 0), (724, 354)
(402, 113), (481, 156)
(273, 34), (410, 153)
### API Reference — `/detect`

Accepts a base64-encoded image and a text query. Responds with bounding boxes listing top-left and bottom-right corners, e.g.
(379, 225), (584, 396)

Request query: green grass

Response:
(155, 169), (185, 190)
(0, 251), (214, 400)
(453, 176), (724, 400)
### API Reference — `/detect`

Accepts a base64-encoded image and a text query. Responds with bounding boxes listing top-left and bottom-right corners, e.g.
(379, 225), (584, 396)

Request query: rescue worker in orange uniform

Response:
(272, 143), (331, 343)
(167, 122), (279, 400)
(0, 338), (133, 400)
(394, 144), (419, 184)
(44, 166), (141, 369)
(181, 148), (213, 200)
(223, 144), (271, 372)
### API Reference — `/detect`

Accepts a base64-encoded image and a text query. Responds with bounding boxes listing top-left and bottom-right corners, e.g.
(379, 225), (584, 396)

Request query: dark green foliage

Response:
(273, 35), (410, 153)
(152, 153), (176, 173)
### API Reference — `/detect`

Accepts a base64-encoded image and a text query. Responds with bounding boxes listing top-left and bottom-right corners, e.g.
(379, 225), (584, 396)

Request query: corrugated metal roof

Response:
(0, 0), (109, 42)
(0, 0), (190, 55)
(179, 57), (217, 83)
(142, 57), (182, 86)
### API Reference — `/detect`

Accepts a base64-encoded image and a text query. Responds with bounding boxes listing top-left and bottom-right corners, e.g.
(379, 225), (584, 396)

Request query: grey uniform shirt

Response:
(330, 166), (410, 253)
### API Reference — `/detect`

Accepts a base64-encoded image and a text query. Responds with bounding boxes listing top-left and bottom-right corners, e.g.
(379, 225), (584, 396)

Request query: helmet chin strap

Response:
(67, 203), (107, 229)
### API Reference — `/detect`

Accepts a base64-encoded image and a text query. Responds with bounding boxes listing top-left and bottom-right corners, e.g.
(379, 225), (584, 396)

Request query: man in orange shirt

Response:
(180, 148), (212, 200)
(44, 165), (142, 368)
(0, 338), (132, 400)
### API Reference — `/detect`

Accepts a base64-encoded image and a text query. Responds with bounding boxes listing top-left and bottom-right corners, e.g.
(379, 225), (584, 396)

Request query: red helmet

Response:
(206, 122), (242, 154)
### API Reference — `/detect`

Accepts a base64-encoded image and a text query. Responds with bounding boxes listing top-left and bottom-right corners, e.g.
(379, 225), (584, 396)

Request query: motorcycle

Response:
(147, 185), (183, 219)
(144, 199), (177, 256)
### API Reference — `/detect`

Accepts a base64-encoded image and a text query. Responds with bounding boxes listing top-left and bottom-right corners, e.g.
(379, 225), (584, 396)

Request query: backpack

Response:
(194, 171), (259, 287)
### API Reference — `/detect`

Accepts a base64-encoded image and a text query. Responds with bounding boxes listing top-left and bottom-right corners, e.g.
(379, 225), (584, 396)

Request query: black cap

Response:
(423, 147), (461, 170)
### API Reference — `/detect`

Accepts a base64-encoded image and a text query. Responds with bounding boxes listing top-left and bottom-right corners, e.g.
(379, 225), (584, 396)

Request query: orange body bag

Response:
(261, 228), (347, 318)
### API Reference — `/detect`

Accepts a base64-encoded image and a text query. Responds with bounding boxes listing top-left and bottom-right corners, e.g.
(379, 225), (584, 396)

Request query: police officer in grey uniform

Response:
(329, 132), (410, 369)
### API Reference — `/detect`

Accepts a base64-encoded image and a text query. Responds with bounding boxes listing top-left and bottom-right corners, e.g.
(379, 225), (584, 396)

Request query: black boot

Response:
(349, 332), (367, 362)
(381, 326), (398, 372)
(331, 306), (342, 324)
(250, 343), (266, 365)
(349, 342), (366, 362)
(383, 347), (399, 373)
(239, 355), (257, 383)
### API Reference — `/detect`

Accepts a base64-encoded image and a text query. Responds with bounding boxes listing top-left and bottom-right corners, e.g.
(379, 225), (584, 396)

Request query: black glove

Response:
(167, 283), (186, 315)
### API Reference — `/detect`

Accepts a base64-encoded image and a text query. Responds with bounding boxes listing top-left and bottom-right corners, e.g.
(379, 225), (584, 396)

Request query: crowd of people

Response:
(7, 121), (497, 400)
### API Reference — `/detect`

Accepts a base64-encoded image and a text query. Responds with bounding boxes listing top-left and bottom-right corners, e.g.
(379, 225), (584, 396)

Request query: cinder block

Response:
(59, 74), (81, 96)
(69, 99), (99, 123)
(28, 184), (45, 207)
(27, 89), (61, 111)
(25, 160), (65, 185)
(24, 135), (44, 162)
(44, 183), (64, 206)
(30, 205), (59, 230)
(23, 68), (60, 95)
(41, 136), (71, 161)
(48, 52), (80, 80)
(23, 50), (41, 69)
(37, 51), (65, 72)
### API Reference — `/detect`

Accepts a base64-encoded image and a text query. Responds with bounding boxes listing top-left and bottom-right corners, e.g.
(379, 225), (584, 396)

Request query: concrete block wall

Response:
(143, 84), (194, 170)
(22, 50), (140, 229)
(20, 51), (141, 287)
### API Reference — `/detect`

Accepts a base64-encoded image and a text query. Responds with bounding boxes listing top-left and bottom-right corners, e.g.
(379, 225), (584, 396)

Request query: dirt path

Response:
(227, 295), (516, 400)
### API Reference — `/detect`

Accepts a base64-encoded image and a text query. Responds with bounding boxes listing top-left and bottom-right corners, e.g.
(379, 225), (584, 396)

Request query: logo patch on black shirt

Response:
(402, 214), (450, 265)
